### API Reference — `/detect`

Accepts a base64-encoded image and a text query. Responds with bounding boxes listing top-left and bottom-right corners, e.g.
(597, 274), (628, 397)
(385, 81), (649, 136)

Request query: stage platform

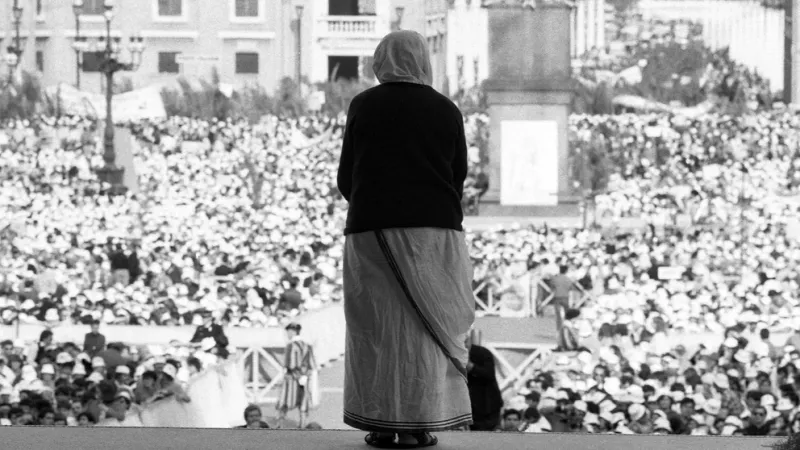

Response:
(3, 427), (784, 450)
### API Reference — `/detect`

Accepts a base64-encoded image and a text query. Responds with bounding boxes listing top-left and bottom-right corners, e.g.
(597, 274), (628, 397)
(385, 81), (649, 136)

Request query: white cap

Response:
(56, 352), (74, 365)
(86, 372), (104, 383)
(115, 365), (130, 375)
(776, 398), (794, 412)
(705, 398), (721, 416)
(91, 357), (105, 368)
(40, 364), (55, 375)
(628, 404), (647, 422)
(162, 363), (177, 379)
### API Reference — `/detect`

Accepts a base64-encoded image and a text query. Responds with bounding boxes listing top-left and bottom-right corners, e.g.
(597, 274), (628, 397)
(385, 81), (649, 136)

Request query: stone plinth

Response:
(479, 0), (579, 217)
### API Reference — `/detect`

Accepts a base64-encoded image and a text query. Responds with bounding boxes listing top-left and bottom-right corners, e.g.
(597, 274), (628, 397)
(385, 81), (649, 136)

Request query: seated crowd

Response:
(1, 103), (800, 435)
(0, 321), (229, 427)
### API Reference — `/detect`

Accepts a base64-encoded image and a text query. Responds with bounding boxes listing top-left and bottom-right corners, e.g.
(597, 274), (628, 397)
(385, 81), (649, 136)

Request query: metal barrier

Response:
(532, 277), (594, 317)
(239, 346), (286, 405)
(484, 341), (556, 395)
(239, 340), (556, 404)
(472, 274), (535, 317)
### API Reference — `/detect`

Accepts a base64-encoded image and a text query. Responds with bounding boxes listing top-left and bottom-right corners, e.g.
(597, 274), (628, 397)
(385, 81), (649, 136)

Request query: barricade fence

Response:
(472, 272), (595, 318)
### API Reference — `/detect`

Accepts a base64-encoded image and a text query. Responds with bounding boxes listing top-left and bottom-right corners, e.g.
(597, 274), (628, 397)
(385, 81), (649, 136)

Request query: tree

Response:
(0, 71), (44, 121)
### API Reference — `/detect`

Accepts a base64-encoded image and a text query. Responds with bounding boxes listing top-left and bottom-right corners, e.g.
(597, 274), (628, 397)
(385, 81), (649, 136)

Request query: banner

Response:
(48, 83), (167, 122)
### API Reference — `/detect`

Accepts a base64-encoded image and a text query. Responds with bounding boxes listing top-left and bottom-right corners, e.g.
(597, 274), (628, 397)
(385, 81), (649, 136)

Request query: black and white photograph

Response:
(0, 0), (798, 449)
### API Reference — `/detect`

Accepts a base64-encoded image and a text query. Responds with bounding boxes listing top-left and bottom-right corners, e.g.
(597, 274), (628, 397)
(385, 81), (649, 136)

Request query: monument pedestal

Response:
(478, 0), (579, 217)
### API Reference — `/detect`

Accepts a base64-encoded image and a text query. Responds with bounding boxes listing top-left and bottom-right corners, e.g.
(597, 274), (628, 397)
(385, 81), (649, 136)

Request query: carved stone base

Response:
(95, 165), (128, 196)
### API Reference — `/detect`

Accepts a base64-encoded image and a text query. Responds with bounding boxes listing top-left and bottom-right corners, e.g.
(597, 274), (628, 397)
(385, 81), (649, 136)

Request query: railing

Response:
(238, 341), (555, 405)
(484, 341), (556, 396)
(472, 275), (534, 317)
(239, 346), (287, 405)
(532, 278), (593, 316)
(316, 16), (387, 39)
(472, 272), (595, 318)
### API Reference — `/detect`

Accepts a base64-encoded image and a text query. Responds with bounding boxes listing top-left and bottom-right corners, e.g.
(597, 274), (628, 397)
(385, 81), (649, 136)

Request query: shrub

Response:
(0, 71), (45, 121)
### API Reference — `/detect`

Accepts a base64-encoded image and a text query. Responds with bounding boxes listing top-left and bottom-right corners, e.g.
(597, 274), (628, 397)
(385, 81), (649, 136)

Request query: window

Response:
(158, 52), (180, 73)
(83, 0), (105, 15)
(36, 51), (44, 72)
(235, 0), (259, 17)
(82, 51), (106, 72)
(235, 52), (259, 74)
(157, 0), (183, 16)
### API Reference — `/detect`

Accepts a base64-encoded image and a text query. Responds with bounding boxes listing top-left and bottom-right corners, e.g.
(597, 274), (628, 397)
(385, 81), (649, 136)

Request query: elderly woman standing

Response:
(337, 30), (475, 448)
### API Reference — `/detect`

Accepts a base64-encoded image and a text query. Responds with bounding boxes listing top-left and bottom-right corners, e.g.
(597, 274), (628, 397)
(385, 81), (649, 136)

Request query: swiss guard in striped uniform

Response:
(276, 322), (319, 428)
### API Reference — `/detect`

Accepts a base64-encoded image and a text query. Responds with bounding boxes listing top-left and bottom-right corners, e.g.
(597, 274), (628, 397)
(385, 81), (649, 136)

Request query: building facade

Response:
(0, 0), (449, 95)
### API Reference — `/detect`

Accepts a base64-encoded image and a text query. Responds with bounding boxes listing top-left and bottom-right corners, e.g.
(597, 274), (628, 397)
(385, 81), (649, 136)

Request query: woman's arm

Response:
(452, 111), (468, 200)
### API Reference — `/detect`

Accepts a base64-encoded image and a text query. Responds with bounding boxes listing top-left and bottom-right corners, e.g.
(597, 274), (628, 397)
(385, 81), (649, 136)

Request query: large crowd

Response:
(2, 88), (800, 434)
(494, 110), (800, 436)
(0, 320), (225, 427)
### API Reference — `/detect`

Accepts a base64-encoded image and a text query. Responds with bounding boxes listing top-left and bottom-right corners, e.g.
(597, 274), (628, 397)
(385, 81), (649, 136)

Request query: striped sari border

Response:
(373, 230), (469, 382)
(344, 410), (473, 432)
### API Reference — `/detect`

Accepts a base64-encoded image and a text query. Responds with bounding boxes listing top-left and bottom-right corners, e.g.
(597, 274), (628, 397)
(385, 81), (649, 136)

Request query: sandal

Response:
(393, 432), (438, 449)
(365, 432), (397, 448)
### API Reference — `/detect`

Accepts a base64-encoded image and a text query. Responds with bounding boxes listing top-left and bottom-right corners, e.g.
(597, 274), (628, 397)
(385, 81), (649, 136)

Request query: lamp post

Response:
(4, 0), (24, 83)
(394, 6), (405, 31)
(295, 4), (304, 86)
(94, 0), (145, 195)
(71, 0), (87, 89)
(739, 162), (749, 278)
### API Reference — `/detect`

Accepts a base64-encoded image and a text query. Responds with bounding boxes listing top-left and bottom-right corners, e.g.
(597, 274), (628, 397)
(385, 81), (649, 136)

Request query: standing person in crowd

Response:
(133, 371), (159, 404)
(276, 322), (318, 429)
(156, 363), (191, 403)
(278, 277), (305, 312)
(190, 312), (229, 354)
(338, 30), (475, 448)
(35, 329), (55, 364)
(108, 242), (131, 287)
(83, 320), (106, 357)
(550, 265), (576, 351)
(467, 330), (503, 431)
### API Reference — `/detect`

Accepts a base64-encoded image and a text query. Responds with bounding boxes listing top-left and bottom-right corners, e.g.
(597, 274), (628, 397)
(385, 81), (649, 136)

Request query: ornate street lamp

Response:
(296, 4), (304, 85)
(5, 0), (24, 82)
(94, 0), (145, 194)
(394, 6), (405, 31)
(71, 0), (87, 89)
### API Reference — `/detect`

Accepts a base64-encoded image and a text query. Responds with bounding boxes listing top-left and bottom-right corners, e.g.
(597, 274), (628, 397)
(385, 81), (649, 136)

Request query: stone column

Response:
(479, 0), (579, 216)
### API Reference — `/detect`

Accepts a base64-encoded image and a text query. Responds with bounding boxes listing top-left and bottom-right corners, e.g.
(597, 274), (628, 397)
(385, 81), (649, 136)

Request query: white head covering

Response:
(372, 30), (433, 86)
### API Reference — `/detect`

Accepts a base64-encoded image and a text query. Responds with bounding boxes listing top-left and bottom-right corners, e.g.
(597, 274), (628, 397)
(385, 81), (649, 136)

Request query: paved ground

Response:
(5, 426), (785, 450)
(474, 315), (557, 344)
